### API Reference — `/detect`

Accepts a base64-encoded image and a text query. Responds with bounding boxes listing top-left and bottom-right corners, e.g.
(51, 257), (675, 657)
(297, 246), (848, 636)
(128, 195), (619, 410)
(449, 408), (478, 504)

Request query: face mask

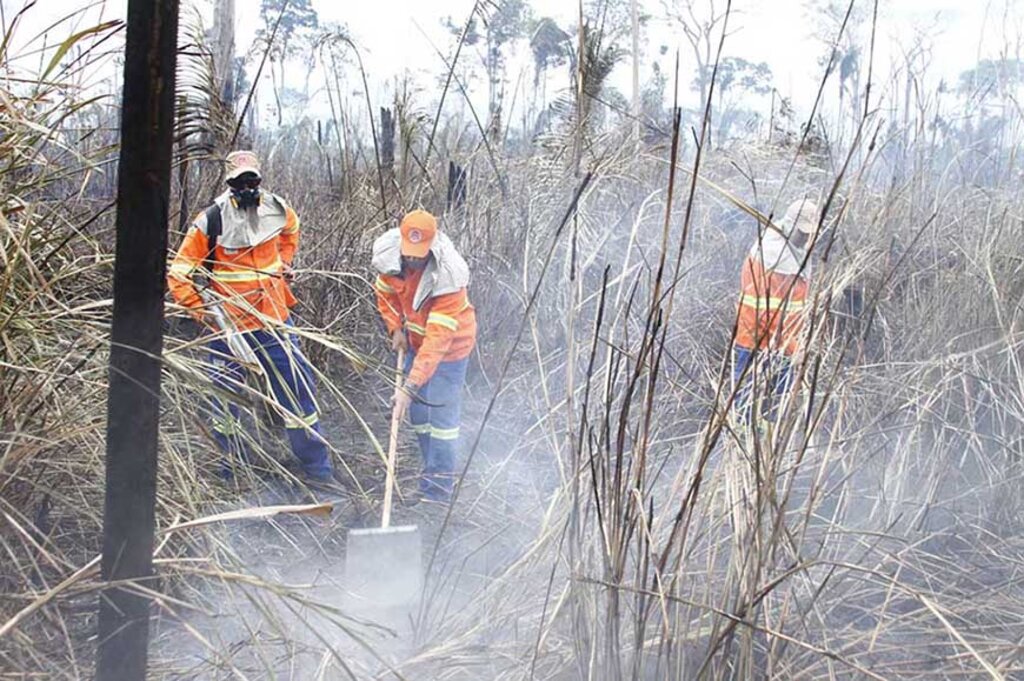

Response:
(402, 256), (429, 272)
(231, 187), (261, 210)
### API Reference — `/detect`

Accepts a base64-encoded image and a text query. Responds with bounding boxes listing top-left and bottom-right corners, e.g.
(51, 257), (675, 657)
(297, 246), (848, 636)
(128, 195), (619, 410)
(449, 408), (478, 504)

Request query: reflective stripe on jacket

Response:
(167, 191), (299, 331)
(375, 267), (476, 386)
(734, 254), (808, 355)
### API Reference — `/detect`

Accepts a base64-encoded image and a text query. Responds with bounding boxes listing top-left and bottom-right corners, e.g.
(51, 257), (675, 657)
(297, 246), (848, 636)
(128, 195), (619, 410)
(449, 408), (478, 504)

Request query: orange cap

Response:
(400, 210), (437, 258)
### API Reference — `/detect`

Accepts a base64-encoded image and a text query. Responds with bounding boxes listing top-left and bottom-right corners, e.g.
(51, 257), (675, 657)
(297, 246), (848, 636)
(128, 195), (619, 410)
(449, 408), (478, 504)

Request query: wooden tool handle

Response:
(381, 349), (405, 529)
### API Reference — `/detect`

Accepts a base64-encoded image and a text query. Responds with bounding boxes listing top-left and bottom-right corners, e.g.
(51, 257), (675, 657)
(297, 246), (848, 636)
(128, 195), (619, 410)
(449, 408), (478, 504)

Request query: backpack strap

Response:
(203, 203), (222, 273)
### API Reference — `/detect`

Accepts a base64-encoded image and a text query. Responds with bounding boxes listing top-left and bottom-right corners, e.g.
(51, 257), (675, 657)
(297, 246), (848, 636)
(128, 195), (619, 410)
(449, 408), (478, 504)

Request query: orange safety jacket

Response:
(375, 268), (477, 386)
(167, 192), (299, 331)
(734, 255), (809, 356)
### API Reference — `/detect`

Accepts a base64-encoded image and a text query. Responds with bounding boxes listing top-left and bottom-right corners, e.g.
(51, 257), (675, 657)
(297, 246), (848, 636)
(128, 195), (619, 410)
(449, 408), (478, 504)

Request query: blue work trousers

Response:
(404, 353), (468, 500)
(208, 328), (332, 479)
(732, 346), (794, 425)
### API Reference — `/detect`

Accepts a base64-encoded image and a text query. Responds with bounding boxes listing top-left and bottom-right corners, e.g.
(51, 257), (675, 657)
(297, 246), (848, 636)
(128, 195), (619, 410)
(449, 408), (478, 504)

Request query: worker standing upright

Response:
(372, 210), (477, 503)
(732, 198), (820, 426)
(167, 151), (333, 482)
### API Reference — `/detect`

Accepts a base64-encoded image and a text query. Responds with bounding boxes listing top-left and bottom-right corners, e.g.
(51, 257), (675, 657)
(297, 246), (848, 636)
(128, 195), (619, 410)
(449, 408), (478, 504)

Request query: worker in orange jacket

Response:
(732, 198), (819, 424)
(372, 210), (477, 502)
(167, 151), (332, 482)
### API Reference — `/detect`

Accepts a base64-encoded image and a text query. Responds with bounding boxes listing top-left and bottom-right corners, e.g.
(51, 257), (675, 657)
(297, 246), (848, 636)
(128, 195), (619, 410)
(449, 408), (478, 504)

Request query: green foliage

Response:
(447, 0), (532, 54)
(256, 0), (319, 58)
(958, 58), (1024, 98)
(579, 22), (626, 99)
(479, 0), (532, 52)
(443, 15), (480, 46)
(585, 0), (648, 47)
(642, 61), (667, 116)
(805, 0), (868, 82)
(701, 57), (774, 98)
(41, 20), (121, 82)
(529, 16), (571, 78)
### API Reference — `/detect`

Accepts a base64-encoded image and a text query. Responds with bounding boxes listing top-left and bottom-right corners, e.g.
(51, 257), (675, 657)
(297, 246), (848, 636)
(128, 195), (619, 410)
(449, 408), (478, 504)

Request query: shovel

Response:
(345, 349), (422, 607)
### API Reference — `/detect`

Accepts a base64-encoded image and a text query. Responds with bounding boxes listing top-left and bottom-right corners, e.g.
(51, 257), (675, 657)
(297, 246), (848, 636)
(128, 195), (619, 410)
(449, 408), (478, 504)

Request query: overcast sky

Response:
(2, 0), (1019, 126)
(299, 0), (1007, 109)
(322, 0), (995, 94)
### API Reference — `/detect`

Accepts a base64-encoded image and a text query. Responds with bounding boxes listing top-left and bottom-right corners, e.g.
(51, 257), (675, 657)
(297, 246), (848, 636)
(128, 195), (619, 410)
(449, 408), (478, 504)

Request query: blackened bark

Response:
(447, 161), (467, 211)
(380, 106), (395, 177)
(95, 1), (179, 679)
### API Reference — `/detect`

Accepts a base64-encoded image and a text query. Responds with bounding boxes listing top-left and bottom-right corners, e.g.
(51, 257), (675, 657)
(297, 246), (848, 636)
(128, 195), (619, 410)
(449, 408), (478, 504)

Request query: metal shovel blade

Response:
(345, 524), (422, 607)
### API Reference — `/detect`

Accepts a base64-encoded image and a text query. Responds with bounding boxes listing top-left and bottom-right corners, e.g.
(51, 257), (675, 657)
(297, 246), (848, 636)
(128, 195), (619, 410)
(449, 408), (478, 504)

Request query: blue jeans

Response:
(732, 346), (794, 424)
(404, 353), (468, 500)
(208, 327), (332, 480)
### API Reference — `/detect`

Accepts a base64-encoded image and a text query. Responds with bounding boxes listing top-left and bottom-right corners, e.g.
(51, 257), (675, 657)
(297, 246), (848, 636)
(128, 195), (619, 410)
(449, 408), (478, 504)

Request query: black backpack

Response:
(198, 202), (283, 427)
(202, 203), (223, 272)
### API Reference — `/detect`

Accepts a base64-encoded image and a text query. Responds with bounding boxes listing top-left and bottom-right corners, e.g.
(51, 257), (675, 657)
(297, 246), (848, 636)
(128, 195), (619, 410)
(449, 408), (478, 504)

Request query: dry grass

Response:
(2, 3), (1024, 680)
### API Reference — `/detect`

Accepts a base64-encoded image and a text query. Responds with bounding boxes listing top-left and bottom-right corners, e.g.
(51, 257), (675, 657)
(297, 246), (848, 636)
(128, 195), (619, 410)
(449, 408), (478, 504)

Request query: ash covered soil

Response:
(149, 363), (558, 680)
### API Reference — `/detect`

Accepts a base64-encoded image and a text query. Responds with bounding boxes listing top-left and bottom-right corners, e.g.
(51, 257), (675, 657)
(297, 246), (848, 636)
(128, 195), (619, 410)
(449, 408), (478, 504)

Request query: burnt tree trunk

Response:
(211, 0), (236, 106)
(380, 106), (395, 180)
(95, 0), (179, 679)
(447, 161), (467, 212)
(176, 95), (190, 234)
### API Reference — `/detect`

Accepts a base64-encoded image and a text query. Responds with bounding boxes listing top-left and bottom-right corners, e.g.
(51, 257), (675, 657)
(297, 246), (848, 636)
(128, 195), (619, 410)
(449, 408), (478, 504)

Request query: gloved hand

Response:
(392, 382), (418, 421)
(391, 329), (408, 353)
(282, 263), (295, 283)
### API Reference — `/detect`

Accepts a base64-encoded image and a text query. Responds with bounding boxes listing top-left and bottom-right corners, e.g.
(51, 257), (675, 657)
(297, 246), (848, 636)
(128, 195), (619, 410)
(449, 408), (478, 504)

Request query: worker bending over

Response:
(372, 210), (477, 502)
